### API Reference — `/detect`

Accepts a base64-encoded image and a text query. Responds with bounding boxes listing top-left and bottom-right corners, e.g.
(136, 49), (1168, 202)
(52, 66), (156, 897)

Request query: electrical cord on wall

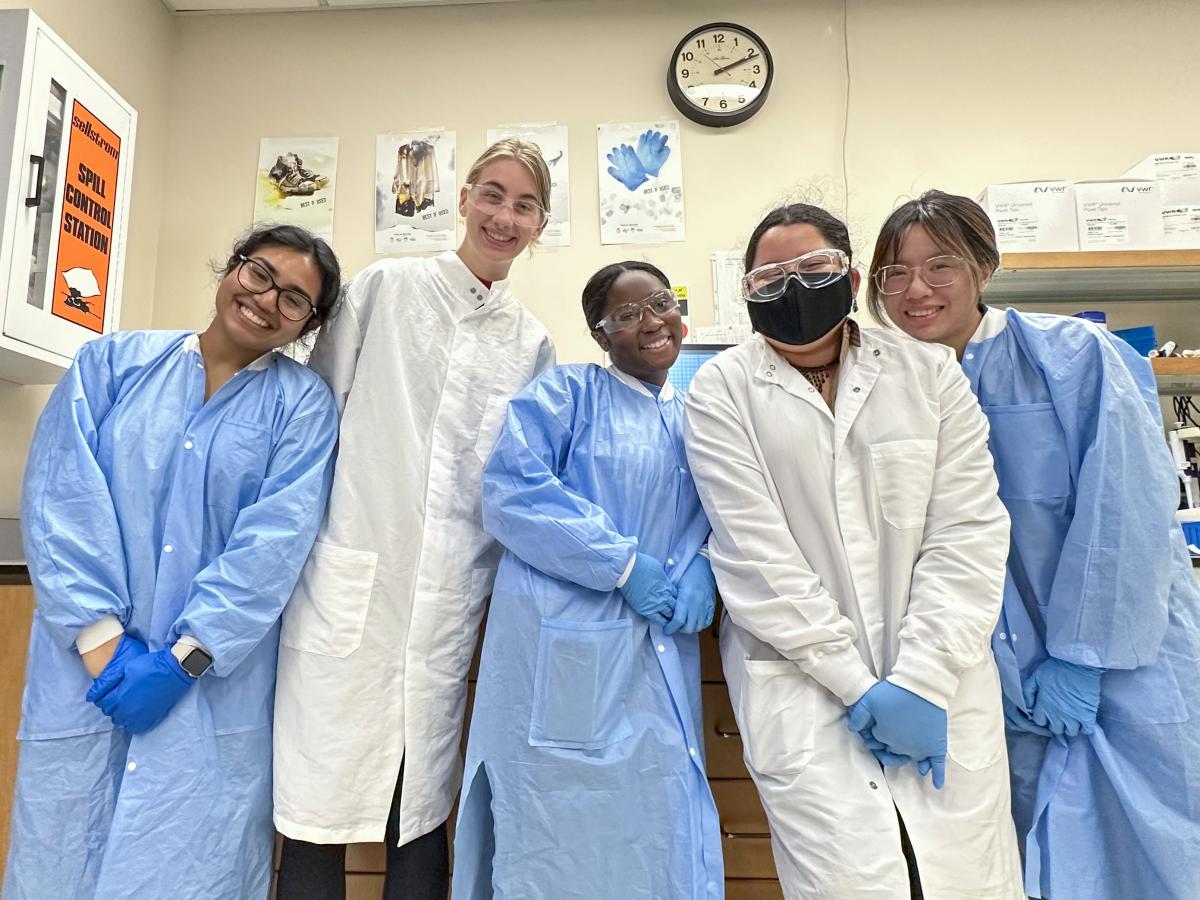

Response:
(841, 0), (851, 220)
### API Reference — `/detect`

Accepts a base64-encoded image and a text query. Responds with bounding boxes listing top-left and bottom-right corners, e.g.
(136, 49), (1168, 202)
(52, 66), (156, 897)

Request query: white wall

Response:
(0, 0), (176, 516)
(4, 0), (1200, 513)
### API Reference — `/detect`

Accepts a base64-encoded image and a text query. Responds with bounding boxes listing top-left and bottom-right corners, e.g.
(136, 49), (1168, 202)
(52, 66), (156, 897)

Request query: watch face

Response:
(669, 23), (773, 127)
(181, 647), (213, 677)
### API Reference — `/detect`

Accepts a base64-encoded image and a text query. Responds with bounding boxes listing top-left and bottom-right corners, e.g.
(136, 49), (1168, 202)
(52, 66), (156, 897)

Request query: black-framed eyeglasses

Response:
(595, 289), (680, 334)
(236, 255), (315, 322)
(873, 255), (967, 296)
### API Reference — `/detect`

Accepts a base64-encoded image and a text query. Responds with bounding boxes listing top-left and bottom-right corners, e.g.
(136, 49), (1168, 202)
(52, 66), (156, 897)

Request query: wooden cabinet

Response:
(0, 9), (136, 384)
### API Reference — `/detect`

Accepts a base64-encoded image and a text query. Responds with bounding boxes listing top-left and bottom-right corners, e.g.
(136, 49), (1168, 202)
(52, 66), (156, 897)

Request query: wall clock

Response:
(667, 22), (774, 128)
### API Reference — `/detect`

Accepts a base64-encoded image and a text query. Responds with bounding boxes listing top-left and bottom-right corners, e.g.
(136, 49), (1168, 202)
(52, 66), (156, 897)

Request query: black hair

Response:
(581, 261), (672, 331)
(221, 224), (342, 335)
(743, 203), (853, 271)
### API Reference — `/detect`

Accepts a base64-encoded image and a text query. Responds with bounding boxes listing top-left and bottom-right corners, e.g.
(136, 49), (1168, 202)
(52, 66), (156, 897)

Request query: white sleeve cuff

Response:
(615, 553), (638, 589)
(174, 633), (210, 654)
(76, 615), (124, 654)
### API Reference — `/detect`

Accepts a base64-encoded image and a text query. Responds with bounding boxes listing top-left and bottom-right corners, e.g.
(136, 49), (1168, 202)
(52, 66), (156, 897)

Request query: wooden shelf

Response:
(1152, 357), (1200, 396)
(988, 250), (1200, 303)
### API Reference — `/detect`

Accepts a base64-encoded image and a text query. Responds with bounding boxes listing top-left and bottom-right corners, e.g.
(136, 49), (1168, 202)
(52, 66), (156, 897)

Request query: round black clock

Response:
(667, 22), (774, 128)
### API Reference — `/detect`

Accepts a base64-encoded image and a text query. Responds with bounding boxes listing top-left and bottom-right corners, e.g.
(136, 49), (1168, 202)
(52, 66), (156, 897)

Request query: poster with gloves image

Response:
(375, 131), (457, 254)
(597, 121), (685, 245)
(487, 124), (571, 246)
(253, 137), (338, 240)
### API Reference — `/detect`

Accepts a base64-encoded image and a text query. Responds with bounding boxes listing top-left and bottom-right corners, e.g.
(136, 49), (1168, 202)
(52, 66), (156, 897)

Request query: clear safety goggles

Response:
(464, 183), (549, 228)
(742, 249), (850, 302)
(873, 255), (967, 295)
(595, 289), (680, 334)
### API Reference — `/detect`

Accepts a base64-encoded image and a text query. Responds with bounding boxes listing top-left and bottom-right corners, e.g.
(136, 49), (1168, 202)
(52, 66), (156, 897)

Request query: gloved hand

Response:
(634, 129), (671, 176)
(93, 648), (196, 734)
(606, 144), (649, 191)
(664, 555), (716, 636)
(848, 680), (948, 789)
(1002, 694), (1054, 737)
(855, 729), (914, 769)
(85, 634), (148, 701)
(619, 553), (676, 627)
(1022, 657), (1104, 737)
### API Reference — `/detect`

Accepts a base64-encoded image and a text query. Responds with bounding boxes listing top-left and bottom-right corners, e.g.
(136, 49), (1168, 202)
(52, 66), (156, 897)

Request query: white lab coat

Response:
(683, 329), (1023, 900)
(272, 252), (554, 846)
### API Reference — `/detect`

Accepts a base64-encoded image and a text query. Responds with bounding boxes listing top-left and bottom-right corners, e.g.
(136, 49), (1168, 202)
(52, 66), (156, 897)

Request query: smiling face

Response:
(592, 269), (683, 386)
(457, 158), (545, 281)
(210, 244), (320, 359)
(879, 224), (987, 356)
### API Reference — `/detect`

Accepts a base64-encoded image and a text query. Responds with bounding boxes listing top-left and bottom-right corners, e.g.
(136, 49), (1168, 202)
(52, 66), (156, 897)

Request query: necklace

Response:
(797, 360), (838, 391)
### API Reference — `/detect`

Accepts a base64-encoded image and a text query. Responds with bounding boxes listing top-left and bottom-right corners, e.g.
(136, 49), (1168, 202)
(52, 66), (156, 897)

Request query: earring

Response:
(851, 298), (859, 313)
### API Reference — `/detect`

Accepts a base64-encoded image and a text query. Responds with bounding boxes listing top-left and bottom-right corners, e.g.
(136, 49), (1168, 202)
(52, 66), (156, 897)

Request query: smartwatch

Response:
(171, 642), (214, 678)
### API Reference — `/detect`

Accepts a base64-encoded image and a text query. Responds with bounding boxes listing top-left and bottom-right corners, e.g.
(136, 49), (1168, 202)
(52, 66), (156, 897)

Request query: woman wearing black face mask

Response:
(682, 204), (1024, 900)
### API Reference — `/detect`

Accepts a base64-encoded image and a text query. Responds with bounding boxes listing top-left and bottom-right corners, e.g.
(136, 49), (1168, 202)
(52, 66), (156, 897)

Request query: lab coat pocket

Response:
(983, 403), (1071, 500)
(473, 395), (510, 465)
(738, 659), (815, 777)
(280, 542), (378, 658)
(946, 660), (1006, 771)
(870, 439), (938, 530)
(529, 618), (634, 750)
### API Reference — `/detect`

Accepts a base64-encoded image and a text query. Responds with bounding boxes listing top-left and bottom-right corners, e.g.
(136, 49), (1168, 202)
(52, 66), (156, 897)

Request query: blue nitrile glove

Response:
(606, 144), (650, 191)
(664, 555), (716, 636)
(85, 634), (149, 703)
(95, 648), (196, 734)
(856, 730), (914, 769)
(634, 129), (671, 177)
(848, 680), (948, 789)
(619, 553), (676, 627)
(1002, 694), (1054, 737)
(1022, 657), (1104, 737)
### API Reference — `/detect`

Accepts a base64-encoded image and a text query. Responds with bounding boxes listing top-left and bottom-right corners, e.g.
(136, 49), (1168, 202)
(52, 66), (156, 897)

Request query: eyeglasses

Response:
(464, 183), (549, 229)
(236, 256), (315, 322)
(742, 249), (850, 301)
(873, 255), (967, 296)
(595, 289), (680, 334)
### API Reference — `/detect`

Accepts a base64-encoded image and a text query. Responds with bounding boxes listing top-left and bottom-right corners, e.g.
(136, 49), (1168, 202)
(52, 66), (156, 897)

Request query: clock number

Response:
(681, 51), (694, 62)
(680, 68), (690, 78)
(719, 99), (728, 110)
(749, 80), (758, 88)
(747, 49), (756, 58)
(738, 96), (746, 104)
(733, 36), (739, 47)
(753, 65), (761, 74)
(701, 98), (710, 106)
(713, 32), (726, 43)
(695, 38), (706, 49)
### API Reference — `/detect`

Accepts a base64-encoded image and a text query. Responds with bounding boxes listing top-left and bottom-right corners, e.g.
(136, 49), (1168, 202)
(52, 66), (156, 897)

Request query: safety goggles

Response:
(464, 183), (549, 228)
(594, 289), (680, 334)
(742, 249), (850, 301)
(873, 255), (967, 295)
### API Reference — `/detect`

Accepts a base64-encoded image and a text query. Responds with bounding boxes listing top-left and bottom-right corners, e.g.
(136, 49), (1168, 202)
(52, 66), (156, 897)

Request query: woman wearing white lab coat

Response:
(273, 139), (555, 900)
(683, 203), (1023, 900)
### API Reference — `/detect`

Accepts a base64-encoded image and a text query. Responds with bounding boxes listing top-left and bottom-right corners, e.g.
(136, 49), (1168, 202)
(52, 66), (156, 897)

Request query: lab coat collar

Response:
(969, 306), (1008, 345)
(184, 333), (272, 372)
(606, 364), (677, 403)
(436, 250), (513, 310)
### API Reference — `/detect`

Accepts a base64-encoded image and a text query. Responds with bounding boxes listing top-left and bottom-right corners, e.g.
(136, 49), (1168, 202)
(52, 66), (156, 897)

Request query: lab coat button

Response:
(873, 349), (881, 357)
(667, 558), (675, 566)
(127, 761), (137, 772)
(657, 644), (666, 653)
(688, 747), (697, 757)
(163, 544), (174, 554)
(183, 440), (194, 450)
(869, 780), (877, 789)
(853, 386), (861, 393)
(965, 353), (975, 360)
(999, 632), (1007, 640)
(809, 387), (816, 393)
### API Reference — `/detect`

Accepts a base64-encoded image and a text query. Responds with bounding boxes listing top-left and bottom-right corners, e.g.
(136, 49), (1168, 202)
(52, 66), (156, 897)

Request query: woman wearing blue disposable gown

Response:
(452, 261), (724, 899)
(868, 190), (1200, 900)
(5, 225), (340, 900)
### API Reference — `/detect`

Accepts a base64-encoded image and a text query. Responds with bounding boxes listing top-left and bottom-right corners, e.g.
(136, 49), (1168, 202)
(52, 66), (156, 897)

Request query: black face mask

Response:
(746, 275), (854, 346)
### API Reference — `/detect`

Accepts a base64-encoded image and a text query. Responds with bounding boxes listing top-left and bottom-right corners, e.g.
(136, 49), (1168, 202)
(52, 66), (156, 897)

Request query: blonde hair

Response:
(465, 138), (552, 215)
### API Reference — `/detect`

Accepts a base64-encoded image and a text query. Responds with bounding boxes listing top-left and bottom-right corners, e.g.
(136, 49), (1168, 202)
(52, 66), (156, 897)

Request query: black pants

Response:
(898, 811), (924, 900)
(276, 763), (449, 900)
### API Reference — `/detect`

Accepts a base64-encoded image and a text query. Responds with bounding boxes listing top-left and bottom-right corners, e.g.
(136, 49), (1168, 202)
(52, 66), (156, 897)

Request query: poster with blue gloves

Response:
(597, 120), (685, 245)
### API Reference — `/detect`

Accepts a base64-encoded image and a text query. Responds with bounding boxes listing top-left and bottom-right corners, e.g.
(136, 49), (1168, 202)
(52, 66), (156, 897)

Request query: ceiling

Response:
(161, 0), (541, 13)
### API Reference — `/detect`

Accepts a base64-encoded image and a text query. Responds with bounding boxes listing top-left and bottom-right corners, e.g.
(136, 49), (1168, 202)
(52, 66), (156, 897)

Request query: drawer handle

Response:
(26, 155), (45, 208)
(722, 829), (771, 839)
(714, 719), (740, 738)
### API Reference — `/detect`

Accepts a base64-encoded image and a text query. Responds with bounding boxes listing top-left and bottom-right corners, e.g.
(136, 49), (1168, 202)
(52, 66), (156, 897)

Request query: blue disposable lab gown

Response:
(962, 308), (1200, 900)
(452, 364), (724, 900)
(4, 331), (337, 900)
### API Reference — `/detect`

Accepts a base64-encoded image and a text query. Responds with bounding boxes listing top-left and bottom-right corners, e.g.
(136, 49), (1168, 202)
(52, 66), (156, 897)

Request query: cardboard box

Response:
(1122, 153), (1200, 205)
(1074, 180), (1165, 250)
(1161, 205), (1200, 249)
(977, 181), (1079, 252)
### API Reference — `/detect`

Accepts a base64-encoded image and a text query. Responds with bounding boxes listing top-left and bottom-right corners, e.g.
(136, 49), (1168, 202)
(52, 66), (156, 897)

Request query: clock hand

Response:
(713, 53), (757, 76)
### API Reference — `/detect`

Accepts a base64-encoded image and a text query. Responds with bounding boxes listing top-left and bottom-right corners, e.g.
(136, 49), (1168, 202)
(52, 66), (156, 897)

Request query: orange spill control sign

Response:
(53, 100), (121, 333)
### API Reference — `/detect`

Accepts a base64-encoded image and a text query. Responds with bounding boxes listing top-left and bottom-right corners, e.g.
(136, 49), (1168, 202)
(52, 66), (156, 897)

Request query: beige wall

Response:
(0, 0), (175, 517)
(5, 0), (1200, 513)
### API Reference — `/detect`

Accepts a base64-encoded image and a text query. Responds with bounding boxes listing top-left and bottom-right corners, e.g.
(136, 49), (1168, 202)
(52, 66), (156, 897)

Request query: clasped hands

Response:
(619, 552), (714, 635)
(81, 633), (196, 734)
(847, 680), (948, 790)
